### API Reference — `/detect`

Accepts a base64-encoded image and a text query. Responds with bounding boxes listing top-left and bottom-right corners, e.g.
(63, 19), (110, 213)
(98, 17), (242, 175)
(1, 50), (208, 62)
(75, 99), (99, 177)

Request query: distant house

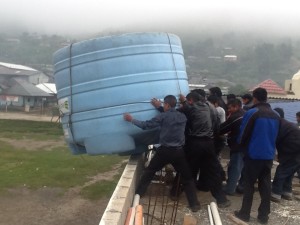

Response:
(249, 72), (300, 122)
(0, 62), (53, 111)
(284, 70), (300, 99)
(0, 78), (51, 109)
(249, 79), (287, 99)
(0, 62), (49, 85)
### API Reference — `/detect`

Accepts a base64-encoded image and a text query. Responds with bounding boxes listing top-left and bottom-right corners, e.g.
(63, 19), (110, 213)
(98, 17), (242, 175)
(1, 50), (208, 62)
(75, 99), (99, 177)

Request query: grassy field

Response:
(0, 119), (128, 199)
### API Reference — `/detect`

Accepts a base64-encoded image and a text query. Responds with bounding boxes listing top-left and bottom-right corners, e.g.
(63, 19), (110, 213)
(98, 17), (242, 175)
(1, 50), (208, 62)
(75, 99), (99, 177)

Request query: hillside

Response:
(1, 31), (300, 90)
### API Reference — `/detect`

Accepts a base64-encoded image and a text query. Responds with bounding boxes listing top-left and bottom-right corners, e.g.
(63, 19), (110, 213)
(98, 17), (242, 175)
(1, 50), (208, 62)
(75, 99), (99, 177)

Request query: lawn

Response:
(0, 119), (128, 199)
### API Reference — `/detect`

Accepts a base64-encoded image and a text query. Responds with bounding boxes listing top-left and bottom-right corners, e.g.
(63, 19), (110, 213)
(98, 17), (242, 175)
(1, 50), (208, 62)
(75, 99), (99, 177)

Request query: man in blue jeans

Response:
(234, 88), (280, 224)
(123, 95), (201, 212)
(219, 98), (244, 195)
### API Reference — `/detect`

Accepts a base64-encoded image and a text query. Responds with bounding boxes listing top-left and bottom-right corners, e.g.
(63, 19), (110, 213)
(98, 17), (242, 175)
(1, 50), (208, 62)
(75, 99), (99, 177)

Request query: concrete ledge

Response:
(99, 154), (143, 225)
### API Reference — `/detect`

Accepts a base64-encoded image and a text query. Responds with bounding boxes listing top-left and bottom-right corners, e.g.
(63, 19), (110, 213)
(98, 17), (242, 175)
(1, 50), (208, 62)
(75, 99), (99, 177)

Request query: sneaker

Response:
(234, 210), (250, 222)
(270, 193), (281, 203)
(217, 199), (231, 208)
(190, 204), (201, 212)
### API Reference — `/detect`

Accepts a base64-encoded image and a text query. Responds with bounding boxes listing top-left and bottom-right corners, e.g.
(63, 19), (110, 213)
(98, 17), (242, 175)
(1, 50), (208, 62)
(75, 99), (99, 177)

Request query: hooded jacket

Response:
(276, 118), (300, 163)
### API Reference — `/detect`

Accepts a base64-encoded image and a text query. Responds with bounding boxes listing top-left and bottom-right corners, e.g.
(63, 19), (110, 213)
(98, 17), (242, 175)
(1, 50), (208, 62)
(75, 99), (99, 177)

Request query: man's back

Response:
(182, 101), (213, 138)
(239, 102), (280, 160)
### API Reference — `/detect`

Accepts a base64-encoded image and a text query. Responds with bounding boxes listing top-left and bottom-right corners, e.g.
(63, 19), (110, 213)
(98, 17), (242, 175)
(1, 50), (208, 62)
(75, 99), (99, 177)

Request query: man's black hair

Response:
(207, 95), (218, 105)
(186, 92), (201, 102)
(241, 93), (253, 101)
(191, 88), (206, 98)
(274, 107), (284, 118)
(227, 94), (236, 101)
(164, 95), (177, 108)
(252, 87), (267, 102)
(227, 98), (242, 108)
(209, 87), (222, 97)
(296, 111), (300, 117)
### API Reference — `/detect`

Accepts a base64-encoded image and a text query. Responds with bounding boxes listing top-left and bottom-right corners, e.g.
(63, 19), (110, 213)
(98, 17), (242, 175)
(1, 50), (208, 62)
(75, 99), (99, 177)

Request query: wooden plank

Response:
(227, 213), (249, 225)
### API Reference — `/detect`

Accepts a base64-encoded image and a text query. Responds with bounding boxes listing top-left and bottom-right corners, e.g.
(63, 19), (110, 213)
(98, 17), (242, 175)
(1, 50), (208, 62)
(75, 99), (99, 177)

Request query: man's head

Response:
(227, 99), (242, 114)
(296, 111), (300, 123)
(209, 87), (222, 97)
(252, 88), (267, 104)
(191, 89), (206, 102)
(274, 107), (284, 118)
(241, 93), (253, 105)
(227, 94), (236, 102)
(163, 95), (177, 111)
(186, 92), (202, 104)
(207, 95), (219, 107)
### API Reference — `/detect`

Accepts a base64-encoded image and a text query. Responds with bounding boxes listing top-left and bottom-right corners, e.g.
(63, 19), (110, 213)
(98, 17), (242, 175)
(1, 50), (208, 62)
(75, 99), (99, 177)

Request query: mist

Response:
(1, 0), (300, 39)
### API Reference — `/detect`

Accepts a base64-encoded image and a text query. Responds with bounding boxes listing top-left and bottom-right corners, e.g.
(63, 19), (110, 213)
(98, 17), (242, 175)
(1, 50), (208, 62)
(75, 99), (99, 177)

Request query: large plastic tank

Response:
(53, 32), (189, 155)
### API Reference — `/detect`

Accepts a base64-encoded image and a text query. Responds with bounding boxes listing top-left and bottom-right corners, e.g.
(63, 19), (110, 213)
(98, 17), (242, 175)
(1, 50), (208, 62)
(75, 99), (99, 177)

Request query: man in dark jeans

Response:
(234, 88), (280, 224)
(178, 92), (230, 208)
(271, 118), (300, 202)
(123, 95), (200, 212)
(219, 99), (244, 195)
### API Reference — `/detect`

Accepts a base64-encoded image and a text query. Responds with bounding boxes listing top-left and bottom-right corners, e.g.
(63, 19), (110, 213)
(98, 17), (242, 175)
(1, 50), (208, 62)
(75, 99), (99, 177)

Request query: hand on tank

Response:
(179, 94), (186, 103)
(123, 113), (133, 122)
(151, 98), (162, 108)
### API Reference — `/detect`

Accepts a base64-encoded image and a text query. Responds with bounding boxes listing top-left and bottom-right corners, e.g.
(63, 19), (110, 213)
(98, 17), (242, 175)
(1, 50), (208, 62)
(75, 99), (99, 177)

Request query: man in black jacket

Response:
(178, 92), (231, 208)
(271, 119), (300, 202)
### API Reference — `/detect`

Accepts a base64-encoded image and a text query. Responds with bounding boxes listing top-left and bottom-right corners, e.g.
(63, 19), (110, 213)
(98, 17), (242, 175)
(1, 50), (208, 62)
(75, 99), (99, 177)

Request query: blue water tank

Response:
(53, 32), (189, 155)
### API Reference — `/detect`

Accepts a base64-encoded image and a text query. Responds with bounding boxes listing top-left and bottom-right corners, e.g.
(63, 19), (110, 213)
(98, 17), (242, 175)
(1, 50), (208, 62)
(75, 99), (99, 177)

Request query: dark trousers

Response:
(186, 137), (227, 203)
(239, 159), (273, 220)
(136, 146), (199, 207)
(272, 158), (300, 195)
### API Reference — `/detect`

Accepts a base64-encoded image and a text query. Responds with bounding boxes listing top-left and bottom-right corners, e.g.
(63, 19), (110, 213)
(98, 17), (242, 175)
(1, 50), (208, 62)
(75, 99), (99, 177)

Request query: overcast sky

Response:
(1, 0), (300, 37)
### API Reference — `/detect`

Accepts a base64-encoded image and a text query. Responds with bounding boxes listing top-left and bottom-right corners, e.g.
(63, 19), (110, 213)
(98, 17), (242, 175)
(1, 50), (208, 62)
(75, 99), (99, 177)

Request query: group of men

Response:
(123, 87), (300, 224)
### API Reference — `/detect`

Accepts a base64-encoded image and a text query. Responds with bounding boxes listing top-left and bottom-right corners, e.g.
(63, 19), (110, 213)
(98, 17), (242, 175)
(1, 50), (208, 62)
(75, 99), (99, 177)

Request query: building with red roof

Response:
(249, 79), (287, 99)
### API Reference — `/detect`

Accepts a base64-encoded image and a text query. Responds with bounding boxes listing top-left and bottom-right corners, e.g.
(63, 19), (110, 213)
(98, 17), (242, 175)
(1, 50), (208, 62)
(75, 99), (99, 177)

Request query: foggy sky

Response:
(1, 0), (300, 38)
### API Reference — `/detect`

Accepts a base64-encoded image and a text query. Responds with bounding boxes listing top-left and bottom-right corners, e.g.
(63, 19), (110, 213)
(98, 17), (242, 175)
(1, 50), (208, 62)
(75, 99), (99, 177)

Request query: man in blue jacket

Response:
(234, 88), (280, 224)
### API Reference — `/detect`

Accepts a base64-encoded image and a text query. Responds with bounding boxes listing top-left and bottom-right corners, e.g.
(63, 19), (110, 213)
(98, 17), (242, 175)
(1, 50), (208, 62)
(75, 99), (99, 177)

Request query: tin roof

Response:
(0, 62), (37, 71)
(270, 100), (300, 123)
(1, 79), (51, 97)
(0, 62), (40, 77)
(36, 83), (57, 94)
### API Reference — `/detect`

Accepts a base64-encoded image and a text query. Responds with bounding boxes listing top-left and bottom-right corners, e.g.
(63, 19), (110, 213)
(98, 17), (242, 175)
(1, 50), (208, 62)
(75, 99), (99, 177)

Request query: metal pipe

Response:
(210, 202), (222, 225)
(129, 194), (141, 225)
(133, 194), (140, 207)
(208, 205), (215, 225)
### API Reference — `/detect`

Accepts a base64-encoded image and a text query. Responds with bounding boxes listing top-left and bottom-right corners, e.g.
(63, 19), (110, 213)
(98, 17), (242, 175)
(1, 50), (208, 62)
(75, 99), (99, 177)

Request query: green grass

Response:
(0, 119), (63, 140)
(0, 119), (128, 198)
